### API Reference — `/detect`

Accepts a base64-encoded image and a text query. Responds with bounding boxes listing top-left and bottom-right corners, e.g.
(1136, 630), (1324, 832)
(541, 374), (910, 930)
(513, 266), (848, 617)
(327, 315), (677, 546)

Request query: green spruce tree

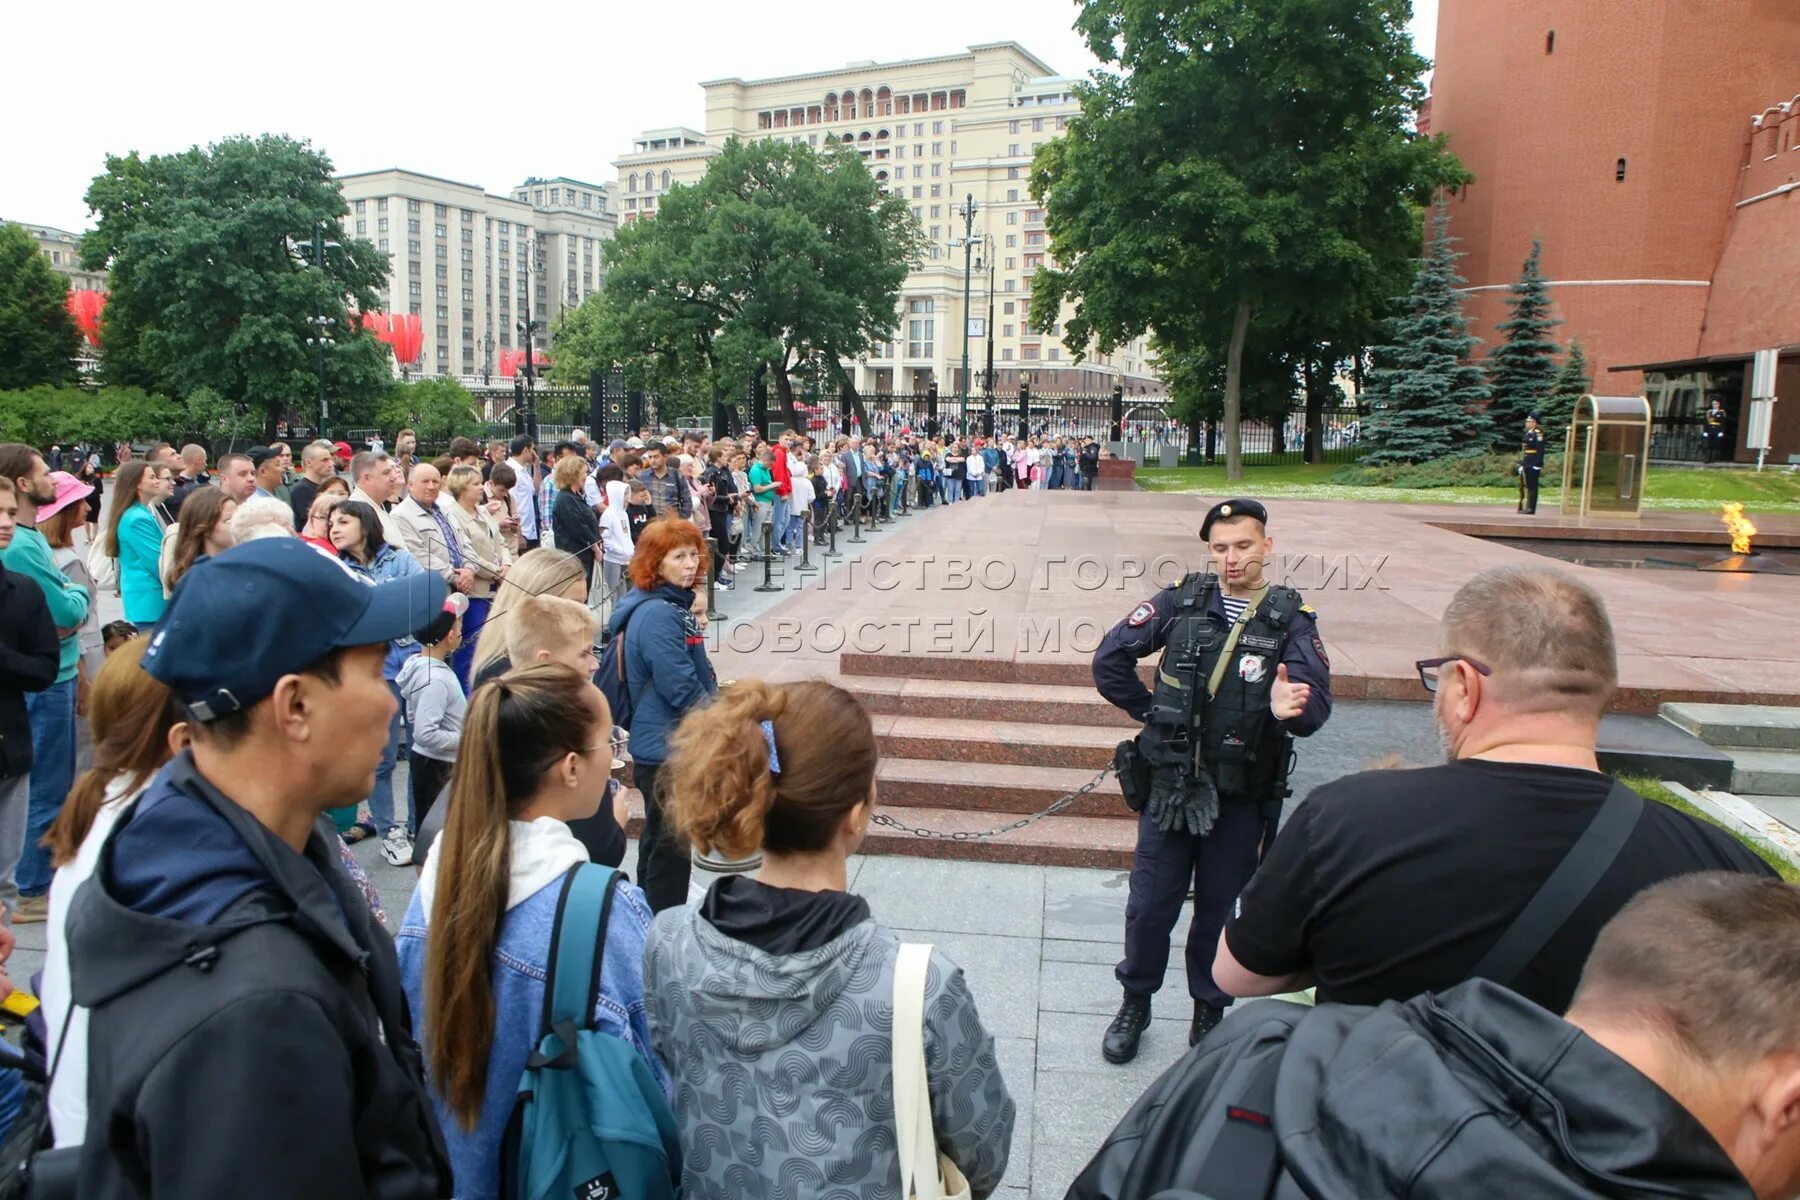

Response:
(1541, 337), (1590, 450)
(1361, 200), (1491, 465)
(1484, 239), (1562, 447)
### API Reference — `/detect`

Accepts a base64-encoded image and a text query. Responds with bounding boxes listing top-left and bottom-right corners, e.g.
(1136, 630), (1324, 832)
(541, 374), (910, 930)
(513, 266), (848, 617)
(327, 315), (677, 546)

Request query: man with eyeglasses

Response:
(1213, 563), (1773, 1017)
(1092, 498), (1332, 1063)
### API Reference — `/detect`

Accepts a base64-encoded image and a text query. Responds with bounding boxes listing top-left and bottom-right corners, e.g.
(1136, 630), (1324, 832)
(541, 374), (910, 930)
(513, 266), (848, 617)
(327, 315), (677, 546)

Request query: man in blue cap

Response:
(63, 538), (451, 1198)
(1090, 498), (1332, 1064)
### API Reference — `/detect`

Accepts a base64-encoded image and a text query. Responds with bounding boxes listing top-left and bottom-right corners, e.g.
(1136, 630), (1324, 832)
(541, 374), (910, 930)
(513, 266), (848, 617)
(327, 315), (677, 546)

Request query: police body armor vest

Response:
(1145, 574), (1299, 802)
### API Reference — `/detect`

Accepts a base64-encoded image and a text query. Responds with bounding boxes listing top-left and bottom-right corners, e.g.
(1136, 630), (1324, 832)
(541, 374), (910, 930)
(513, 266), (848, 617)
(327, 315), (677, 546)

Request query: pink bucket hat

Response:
(35, 471), (95, 523)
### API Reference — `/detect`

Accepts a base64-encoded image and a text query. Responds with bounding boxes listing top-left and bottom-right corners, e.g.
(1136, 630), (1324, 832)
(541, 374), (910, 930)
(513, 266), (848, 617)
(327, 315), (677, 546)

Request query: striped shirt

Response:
(1221, 594), (1250, 626)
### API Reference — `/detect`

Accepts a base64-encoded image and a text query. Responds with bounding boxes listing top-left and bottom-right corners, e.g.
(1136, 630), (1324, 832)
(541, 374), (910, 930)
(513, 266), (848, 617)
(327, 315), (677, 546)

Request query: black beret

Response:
(1200, 498), (1269, 539)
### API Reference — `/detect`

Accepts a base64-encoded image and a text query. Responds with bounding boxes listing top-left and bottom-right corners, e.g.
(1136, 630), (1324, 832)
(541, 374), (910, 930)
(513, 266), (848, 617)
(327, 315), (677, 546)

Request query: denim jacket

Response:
(397, 843), (667, 1200)
(343, 543), (424, 678)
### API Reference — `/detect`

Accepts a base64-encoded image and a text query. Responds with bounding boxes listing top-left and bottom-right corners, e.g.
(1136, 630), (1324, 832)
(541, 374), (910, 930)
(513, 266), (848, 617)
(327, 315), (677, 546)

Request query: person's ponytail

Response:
(667, 679), (877, 859)
(424, 680), (513, 1130)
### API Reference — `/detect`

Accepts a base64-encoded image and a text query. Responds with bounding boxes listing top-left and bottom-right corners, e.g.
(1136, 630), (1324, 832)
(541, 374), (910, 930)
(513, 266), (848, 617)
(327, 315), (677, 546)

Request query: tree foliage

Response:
(554, 137), (922, 430)
(1030, 0), (1467, 478)
(1360, 200), (1492, 464)
(1542, 337), (1590, 449)
(1484, 238), (1562, 446)
(0, 223), (81, 389)
(81, 135), (395, 437)
(375, 378), (482, 446)
(0, 384), (267, 449)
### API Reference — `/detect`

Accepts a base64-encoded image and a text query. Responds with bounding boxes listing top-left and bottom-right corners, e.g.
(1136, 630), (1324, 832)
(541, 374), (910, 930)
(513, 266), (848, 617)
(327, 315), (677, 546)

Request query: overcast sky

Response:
(3, 0), (1437, 236)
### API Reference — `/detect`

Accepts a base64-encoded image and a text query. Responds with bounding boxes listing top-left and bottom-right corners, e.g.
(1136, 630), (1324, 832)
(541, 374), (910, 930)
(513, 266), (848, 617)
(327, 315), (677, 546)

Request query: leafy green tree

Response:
(0, 223), (81, 389)
(1484, 239), (1562, 446)
(376, 378), (480, 446)
(1361, 200), (1492, 464)
(1541, 337), (1590, 449)
(555, 138), (921, 432)
(0, 385), (182, 447)
(1030, 0), (1467, 479)
(81, 135), (394, 438)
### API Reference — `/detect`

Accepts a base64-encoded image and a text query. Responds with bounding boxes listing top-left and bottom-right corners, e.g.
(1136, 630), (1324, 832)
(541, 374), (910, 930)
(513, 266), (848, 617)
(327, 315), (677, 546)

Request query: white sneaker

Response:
(380, 826), (413, 867)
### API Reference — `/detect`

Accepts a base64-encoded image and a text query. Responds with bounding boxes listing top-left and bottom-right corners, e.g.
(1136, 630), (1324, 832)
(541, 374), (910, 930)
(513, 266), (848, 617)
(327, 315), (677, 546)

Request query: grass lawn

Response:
(1137, 463), (1800, 512)
(1615, 774), (1800, 882)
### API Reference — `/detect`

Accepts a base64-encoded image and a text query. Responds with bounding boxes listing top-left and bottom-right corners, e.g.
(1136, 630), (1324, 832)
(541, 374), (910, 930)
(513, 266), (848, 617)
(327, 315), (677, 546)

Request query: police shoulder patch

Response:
(1299, 603), (1316, 616)
(1127, 601), (1155, 627)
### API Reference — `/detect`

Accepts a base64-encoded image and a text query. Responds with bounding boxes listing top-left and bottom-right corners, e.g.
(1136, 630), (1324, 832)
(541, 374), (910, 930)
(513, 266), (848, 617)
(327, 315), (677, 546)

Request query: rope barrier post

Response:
(828, 494), (839, 557)
(707, 534), (729, 621)
(795, 511), (819, 574)
(848, 492), (865, 544)
(754, 518), (782, 592)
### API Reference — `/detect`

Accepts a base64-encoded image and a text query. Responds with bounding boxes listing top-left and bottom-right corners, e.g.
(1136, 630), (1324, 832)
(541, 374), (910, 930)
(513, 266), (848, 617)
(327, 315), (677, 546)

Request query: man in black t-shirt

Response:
(1215, 564), (1774, 1015)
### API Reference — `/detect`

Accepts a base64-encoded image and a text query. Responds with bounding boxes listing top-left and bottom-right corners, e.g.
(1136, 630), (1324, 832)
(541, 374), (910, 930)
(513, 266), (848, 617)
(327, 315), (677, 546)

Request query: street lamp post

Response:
(289, 220), (344, 438)
(982, 236), (997, 436)
(517, 239), (542, 442)
(305, 316), (336, 438)
(952, 194), (981, 438)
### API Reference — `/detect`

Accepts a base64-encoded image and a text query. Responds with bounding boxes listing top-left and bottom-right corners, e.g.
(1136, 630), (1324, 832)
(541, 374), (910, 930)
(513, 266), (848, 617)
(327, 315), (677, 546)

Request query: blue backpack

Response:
(596, 598), (661, 735)
(501, 865), (681, 1200)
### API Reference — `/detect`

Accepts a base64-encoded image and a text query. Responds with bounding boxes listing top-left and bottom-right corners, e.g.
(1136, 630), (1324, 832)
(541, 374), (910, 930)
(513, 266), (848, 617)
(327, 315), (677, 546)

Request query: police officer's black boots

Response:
(1191, 1002), (1225, 1047)
(1102, 991), (1152, 1064)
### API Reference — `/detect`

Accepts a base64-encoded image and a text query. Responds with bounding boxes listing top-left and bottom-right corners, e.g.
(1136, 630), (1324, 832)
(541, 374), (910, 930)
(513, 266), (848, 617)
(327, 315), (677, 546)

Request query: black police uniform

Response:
(1091, 499), (1331, 1060)
(1703, 403), (1727, 463)
(1519, 425), (1545, 514)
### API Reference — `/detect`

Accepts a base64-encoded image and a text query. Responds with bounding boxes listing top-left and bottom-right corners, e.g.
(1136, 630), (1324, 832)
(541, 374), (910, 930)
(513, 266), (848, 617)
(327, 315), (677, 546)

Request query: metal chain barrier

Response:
(871, 764), (1116, 842)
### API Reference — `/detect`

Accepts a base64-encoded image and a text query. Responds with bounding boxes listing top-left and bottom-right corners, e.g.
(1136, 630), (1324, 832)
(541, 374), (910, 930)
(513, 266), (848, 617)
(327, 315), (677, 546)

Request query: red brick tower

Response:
(1429, 0), (1800, 388)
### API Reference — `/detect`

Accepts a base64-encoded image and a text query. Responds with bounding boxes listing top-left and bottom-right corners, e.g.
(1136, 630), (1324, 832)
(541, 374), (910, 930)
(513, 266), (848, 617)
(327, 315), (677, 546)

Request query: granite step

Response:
(876, 757), (1129, 818)
(623, 791), (1137, 868)
(845, 676), (1139, 729)
(1660, 703), (1800, 752)
(877, 715), (1121, 770)
(1726, 749), (1800, 798)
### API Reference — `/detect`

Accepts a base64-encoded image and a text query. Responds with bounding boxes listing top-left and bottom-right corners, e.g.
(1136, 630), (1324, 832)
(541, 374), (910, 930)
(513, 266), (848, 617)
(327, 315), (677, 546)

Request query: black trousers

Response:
(1117, 801), (1266, 1008)
(633, 760), (691, 912)
(1523, 467), (1541, 514)
(408, 754), (453, 838)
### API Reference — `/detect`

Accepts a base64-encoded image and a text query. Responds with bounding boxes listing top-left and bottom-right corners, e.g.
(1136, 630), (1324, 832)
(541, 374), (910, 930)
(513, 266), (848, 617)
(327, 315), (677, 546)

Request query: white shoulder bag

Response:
(893, 943), (971, 1200)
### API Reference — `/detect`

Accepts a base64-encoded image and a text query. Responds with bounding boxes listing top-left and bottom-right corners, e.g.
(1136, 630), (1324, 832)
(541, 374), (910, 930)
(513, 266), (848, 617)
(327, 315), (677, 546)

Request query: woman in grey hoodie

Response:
(643, 680), (1015, 1199)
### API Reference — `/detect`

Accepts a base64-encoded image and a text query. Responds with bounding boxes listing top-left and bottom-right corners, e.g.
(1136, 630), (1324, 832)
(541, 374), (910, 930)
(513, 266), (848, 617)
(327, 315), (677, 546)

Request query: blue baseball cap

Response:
(142, 538), (447, 721)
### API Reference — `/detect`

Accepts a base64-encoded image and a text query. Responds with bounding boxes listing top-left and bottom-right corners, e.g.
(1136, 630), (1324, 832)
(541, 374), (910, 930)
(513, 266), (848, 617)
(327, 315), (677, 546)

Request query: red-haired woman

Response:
(603, 517), (716, 911)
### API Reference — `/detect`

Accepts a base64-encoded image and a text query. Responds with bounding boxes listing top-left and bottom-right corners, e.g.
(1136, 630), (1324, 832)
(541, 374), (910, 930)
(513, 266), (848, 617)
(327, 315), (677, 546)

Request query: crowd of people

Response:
(0, 427), (1798, 1200)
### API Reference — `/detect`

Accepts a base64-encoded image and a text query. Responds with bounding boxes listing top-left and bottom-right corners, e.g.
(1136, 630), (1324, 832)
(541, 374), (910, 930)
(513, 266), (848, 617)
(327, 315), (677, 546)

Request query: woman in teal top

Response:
(103, 460), (174, 624)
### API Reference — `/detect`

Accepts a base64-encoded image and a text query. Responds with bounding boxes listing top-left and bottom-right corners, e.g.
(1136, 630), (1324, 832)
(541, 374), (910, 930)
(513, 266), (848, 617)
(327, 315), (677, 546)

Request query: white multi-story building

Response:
(5, 220), (107, 294)
(610, 42), (1163, 396)
(336, 169), (614, 383)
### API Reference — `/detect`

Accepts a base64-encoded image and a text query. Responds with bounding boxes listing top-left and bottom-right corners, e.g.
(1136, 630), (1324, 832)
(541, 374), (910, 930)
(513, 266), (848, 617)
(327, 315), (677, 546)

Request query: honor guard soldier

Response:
(1703, 399), (1728, 463)
(1518, 415), (1546, 514)
(1091, 499), (1332, 1063)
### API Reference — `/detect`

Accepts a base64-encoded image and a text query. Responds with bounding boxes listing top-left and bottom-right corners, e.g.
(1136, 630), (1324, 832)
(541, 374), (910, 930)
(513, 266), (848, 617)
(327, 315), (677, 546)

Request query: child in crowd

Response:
(625, 478), (657, 545)
(100, 621), (140, 655)
(395, 597), (467, 837)
(807, 456), (829, 544)
(599, 478), (635, 602)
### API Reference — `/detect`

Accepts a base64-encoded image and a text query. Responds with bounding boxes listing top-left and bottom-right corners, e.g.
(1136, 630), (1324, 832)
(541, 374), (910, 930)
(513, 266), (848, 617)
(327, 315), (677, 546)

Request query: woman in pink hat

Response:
(36, 472), (104, 730)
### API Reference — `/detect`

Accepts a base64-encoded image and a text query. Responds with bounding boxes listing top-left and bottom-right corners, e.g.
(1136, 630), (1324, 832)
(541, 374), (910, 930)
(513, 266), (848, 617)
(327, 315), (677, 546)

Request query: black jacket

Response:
(0, 563), (59, 779)
(1069, 980), (1750, 1200)
(552, 486), (602, 578)
(68, 753), (451, 1199)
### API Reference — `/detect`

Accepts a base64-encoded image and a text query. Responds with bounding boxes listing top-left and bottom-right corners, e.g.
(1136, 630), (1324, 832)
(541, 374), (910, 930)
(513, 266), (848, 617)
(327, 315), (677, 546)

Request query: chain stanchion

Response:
(871, 765), (1116, 841)
(706, 534), (729, 621)
(795, 510), (819, 574)
(754, 519), (782, 592)
(864, 482), (881, 530)
(827, 492), (840, 557)
(848, 492), (865, 544)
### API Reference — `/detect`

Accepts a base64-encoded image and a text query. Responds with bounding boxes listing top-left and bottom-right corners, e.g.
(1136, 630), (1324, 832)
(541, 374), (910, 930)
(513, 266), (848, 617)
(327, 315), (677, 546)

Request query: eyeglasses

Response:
(1415, 655), (1493, 694)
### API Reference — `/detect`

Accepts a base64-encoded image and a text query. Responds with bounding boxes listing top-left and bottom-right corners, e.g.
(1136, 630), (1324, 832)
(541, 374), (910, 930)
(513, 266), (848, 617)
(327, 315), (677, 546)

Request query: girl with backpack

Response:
(397, 664), (671, 1200)
(643, 679), (1016, 1198)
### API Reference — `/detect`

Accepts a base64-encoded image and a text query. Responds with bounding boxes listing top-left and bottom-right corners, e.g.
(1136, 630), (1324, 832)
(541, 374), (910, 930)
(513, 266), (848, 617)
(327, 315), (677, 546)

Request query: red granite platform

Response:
(711, 490), (1800, 714)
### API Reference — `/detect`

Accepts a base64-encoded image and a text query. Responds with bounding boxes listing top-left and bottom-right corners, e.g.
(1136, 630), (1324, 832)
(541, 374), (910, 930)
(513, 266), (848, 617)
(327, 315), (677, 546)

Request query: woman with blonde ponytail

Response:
(396, 665), (666, 1198)
(644, 680), (1015, 1197)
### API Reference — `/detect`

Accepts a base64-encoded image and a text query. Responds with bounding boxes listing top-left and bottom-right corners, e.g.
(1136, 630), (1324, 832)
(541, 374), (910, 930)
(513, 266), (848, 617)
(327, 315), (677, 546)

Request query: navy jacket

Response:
(606, 583), (717, 765)
(0, 563), (59, 779)
(1093, 580), (1332, 735)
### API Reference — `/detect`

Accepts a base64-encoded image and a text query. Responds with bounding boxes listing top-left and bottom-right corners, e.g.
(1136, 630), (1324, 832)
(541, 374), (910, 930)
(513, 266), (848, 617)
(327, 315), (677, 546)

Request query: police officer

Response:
(1091, 499), (1331, 1063)
(1519, 414), (1545, 515)
(1703, 399), (1728, 463)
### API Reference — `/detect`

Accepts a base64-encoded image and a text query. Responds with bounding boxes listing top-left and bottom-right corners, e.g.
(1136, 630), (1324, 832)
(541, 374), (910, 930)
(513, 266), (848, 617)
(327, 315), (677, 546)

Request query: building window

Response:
(1003, 301), (1015, 315)
(1006, 212), (1018, 225)
(1022, 344), (1040, 361)
(1002, 348), (1014, 361)
(1005, 257), (1016, 270)
(932, 163), (942, 177)
(1005, 233), (1017, 247)
(408, 219), (421, 233)
(355, 199), (366, 213)
(377, 198), (388, 212)
(378, 217), (389, 232)
(1009, 119), (1020, 134)
(356, 220), (366, 234)
(933, 120), (943, 134)
(907, 319), (934, 359)
(662, 169), (671, 189)
(1008, 143), (1020, 157)
(1615, 157), (1628, 181)
(435, 224), (447, 238)
(1008, 167), (1021, 179)
(434, 203), (447, 217)
(407, 199), (420, 213)
(378, 238), (389, 252)
(1003, 323), (1014, 337)
(932, 142), (942, 156)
